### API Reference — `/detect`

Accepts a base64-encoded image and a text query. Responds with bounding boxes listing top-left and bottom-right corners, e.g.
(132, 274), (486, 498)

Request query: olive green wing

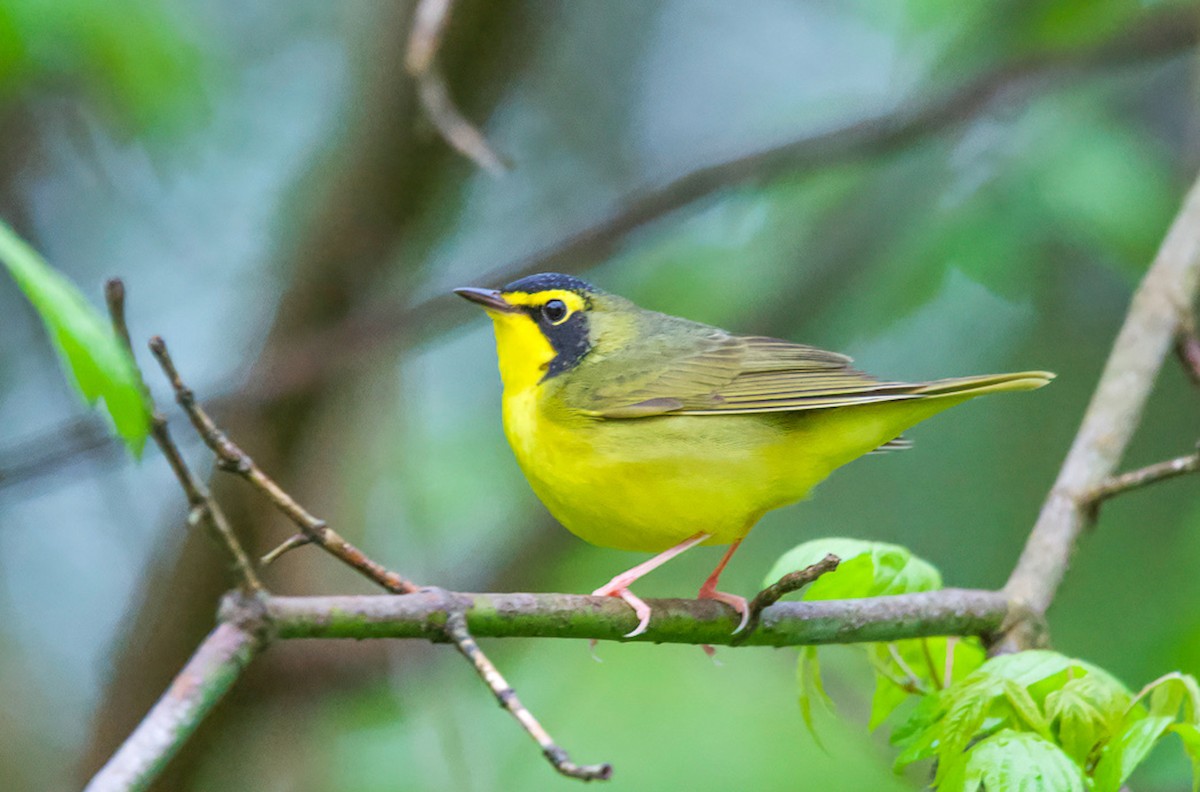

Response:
(569, 331), (1051, 418)
(567, 332), (905, 418)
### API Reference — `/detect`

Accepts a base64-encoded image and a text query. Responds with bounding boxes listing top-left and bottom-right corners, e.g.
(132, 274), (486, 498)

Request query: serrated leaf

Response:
(1003, 678), (1051, 739)
(0, 221), (151, 453)
(1093, 715), (1174, 792)
(1046, 680), (1107, 766)
(796, 646), (832, 748)
(945, 730), (1086, 792)
(892, 689), (945, 750)
(978, 650), (1075, 689)
(934, 679), (995, 783)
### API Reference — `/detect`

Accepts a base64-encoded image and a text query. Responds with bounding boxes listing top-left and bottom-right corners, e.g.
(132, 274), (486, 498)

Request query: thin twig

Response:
(1000, 170), (1200, 652)
(83, 621), (265, 792)
(105, 280), (262, 592)
(146, 335), (418, 595)
(888, 643), (928, 694)
(868, 650), (925, 695)
(920, 638), (943, 690)
(1087, 446), (1200, 506)
(142, 336), (615, 780)
(735, 554), (840, 641)
(442, 603), (612, 781)
(260, 533), (312, 566)
(405, 0), (507, 175)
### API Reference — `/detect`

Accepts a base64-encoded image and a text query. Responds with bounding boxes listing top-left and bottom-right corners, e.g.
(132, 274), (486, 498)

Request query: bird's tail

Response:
(909, 370), (1055, 398)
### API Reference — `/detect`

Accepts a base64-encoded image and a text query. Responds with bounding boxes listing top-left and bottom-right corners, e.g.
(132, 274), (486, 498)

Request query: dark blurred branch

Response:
(405, 0), (507, 175)
(4, 9), (1197, 492)
(999, 170), (1200, 652)
(83, 621), (265, 792)
(106, 279), (262, 592)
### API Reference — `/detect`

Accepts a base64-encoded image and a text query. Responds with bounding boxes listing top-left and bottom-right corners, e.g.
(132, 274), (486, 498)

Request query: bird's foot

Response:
(698, 585), (750, 634)
(592, 582), (653, 637)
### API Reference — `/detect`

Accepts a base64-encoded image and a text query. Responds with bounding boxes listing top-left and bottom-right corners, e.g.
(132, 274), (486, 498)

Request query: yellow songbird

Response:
(456, 273), (1052, 636)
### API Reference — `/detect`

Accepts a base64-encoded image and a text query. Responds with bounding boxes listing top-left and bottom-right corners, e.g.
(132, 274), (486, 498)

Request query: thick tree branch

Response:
(1000, 171), (1200, 650)
(83, 622), (264, 792)
(261, 588), (1012, 647)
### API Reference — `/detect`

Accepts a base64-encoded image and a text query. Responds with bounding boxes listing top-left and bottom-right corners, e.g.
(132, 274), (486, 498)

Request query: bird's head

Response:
(455, 272), (627, 391)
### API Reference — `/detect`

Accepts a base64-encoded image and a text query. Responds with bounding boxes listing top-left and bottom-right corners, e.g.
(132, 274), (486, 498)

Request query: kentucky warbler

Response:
(456, 273), (1052, 636)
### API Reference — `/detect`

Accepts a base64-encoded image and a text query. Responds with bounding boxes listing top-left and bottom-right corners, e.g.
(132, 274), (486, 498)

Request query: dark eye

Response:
(542, 299), (568, 324)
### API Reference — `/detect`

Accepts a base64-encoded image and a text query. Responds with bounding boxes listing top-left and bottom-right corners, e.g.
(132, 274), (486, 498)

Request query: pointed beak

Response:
(454, 287), (518, 313)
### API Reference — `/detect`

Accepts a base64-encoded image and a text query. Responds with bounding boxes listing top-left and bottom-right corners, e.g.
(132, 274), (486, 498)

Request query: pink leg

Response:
(698, 539), (750, 633)
(593, 532), (711, 637)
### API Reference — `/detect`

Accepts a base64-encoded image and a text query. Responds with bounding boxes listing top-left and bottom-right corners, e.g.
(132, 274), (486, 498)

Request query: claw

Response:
(592, 584), (653, 637)
(698, 587), (749, 633)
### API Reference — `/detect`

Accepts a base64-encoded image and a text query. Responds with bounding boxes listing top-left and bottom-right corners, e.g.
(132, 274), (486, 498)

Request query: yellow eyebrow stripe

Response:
(500, 289), (588, 313)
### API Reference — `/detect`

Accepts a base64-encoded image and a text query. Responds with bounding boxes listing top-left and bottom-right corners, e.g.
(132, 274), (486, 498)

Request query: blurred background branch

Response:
(3, 1), (1200, 789)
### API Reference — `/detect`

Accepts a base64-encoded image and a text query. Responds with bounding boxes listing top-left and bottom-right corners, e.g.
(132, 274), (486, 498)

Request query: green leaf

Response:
(1093, 715), (1174, 792)
(796, 646), (832, 748)
(1171, 722), (1200, 792)
(765, 538), (942, 601)
(1045, 679), (1108, 765)
(942, 730), (1087, 792)
(892, 693), (946, 771)
(0, 221), (151, 452)
(1003, 678), (1051, 739)
(934, 678), (995, 783)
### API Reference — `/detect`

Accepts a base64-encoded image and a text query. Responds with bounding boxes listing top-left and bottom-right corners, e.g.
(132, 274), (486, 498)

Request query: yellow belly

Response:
(502, 386), (973, 553)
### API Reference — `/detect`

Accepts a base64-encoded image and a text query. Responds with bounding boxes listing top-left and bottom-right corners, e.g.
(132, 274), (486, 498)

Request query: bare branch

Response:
(83, 621), (264, 792)
(441, 602), (612, 781)
(1087, 446), (1200, 506)
(1000, 171), (1200, 651)
(146, 335), (419, 595)
(105, 280), (262, 592)
(264, 588), (1012, 647)
(260, 533), (312, 566)
(405, 0), (507, 175)
(735, 554), (840, 640)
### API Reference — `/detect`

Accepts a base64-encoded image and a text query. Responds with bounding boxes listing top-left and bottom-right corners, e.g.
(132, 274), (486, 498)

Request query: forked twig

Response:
(147, 336), (419, 595)
(104, 279), (262, 592)
(142, 332), (607, 781)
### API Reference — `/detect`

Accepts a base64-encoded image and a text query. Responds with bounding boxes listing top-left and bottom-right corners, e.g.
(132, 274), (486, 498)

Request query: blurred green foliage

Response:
(0, 0), (1199, 790)
(0, 222), (150, 452)
(0, 0), (204, 132)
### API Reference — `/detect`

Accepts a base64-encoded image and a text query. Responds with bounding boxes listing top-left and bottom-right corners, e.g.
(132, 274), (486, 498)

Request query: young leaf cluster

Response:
(770, 540), (1200, 791)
